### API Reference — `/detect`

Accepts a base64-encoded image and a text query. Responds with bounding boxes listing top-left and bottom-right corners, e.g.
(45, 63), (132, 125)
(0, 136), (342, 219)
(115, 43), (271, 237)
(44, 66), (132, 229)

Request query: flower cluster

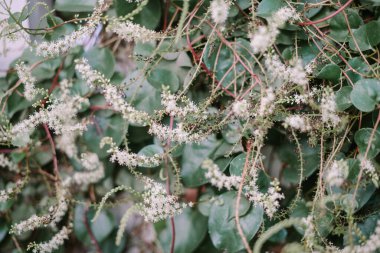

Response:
(324, 160), (349, 187)
(15, 62), (40, 101)
(10, 214), (52, 235)
(244, 167), (284, 218)
(232, 99), (251, 119)
(136, 178), (191, 222)
(100, 137), (161, 168)
(359, 157), (379, 187)
(67, 152), (105, 186)
(302, 215), (316, 249)
(28, 225), (72, 253)
(49, 186), (69, 227)
(149, 122), (206, 144)
(11, 79), (88, 143)
(0, 154), (26, 202)
(283, 115), (311, 132)
(258, 88), (276, 117)
(202, 159), (242, 190)
(161, 90), (199, 117)
(35, 0), (108, 57)
(107, 20), (161, 43)
(341, 220), (380, 253)
(0, 154), (18, 172)
(321, 89), (340, 127)
(250, 7), (297, 54)
(75, 58), (150, 125)
(210, 0), (229, 25)
(264, 54), (308, 87)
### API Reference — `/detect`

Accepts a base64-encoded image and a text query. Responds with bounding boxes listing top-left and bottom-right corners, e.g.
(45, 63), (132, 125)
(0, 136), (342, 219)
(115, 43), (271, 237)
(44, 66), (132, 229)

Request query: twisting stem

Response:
(165, 115), (176, 253)
(42, 124), (60, 181)
(84, 205), (103, 253)
(298, 0), (354, 26)
(235, 140), (253, 253)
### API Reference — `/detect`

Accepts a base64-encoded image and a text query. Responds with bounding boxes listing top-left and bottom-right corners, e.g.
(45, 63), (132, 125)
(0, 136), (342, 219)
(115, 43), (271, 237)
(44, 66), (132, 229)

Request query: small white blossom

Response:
(324, 160), (349, 187)
(28, 225), (72, 253)
(210, 0), (229, 25)
(75, 59), (150, 125)
(258, 88), (276, 117)
(284, 115), (311, 132)
(15, 62), (39, 101)
(36, 1), (108, 57)
(202, 159), (241, 190)
(359, 156), (379, 187)
(250, 7), (297, 54)
(136, 178), (190, 222)
(149, 122), (206, 144)
(108, 20), (161, 43)
(232, 99), (250, 119)
(161, 90), (199, 117)
(68, 153), (105, 186)
(321, 90), (340, 127)
(100, 137), (161, 168)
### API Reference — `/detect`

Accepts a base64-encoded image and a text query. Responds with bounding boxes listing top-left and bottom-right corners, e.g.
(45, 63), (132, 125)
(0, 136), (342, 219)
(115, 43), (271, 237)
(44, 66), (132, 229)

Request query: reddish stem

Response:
(84, 206), (103, 253)
(163, 0), (171, 31)
(298, 0), (354, 26)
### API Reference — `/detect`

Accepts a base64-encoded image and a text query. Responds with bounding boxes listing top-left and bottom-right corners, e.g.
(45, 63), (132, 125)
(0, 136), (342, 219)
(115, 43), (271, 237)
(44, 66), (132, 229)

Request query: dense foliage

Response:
(1, 0), (380, 252)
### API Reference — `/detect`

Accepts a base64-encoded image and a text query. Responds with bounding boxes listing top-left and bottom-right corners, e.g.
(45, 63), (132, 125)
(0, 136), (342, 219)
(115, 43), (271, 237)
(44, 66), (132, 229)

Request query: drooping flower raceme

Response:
(202, 159), (242, 190)
(283, 115), (311, 132)
(27, 224), (72, 253)
(75, 58), (150, 125)
(210, 0), (229, 25)
(250, 7), (297, 54)
(100, 137), (162, 168)
(161, 90), (199, 118)
(324, 160), (349, 187)
(321, 89), (340, 127)
(35, 0), (108, 57)
(15, 62), (39, 101)
(107, 20), (161, 43)
(136, 178), (191, 222)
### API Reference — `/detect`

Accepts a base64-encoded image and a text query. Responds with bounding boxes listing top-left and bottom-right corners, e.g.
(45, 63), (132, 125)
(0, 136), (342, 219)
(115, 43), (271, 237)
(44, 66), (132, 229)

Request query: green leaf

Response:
(346, 57), (369, 83)
(91, 211), (115, 242)
(55, 0), (96, 12)
(0, 221), (8, 243)
(329, 9), (362, 42)
(335, 86), (352, 111)
(181, 135), (220, 187)
(159, 208), (208, 253)
(350, 79), (380, 112)
(229, 153), (246, 176)
(349, 21), (380, 51)
(256, 0), (286, 18)
(354, 128), (380, 159)
(83, 47), (116, 79)
(316, 63), (341, 81)
(32, 58), (61, 80)
(148, 68), (180, 92)
(114, 0), (161, 30)
(137, 144), (164, 167)
(83, 114), (127, 159)
(208, 191), (263, 252)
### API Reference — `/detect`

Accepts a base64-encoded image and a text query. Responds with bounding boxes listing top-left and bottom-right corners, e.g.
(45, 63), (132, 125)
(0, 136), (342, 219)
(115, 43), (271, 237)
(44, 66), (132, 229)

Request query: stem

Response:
(298, 0), (354, 26)
(42, 124), (60, 181)
(84, 205), (103, 253)
(253, 218), (301, 253)
(235, 140), (253, 253)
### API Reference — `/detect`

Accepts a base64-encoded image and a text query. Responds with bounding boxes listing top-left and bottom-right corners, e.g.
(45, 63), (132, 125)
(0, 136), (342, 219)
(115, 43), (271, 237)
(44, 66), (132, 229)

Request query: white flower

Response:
(35, 1), (108, 57)
(149, 122), (206, 144)
(28, 225), (72, 253)
(67, 152), (105, 186)
(284, 115), (311, 132)
(100, 137), (161, 168)
(258, 88), (276, 117)
(108, 20), (161, 43)
(15, 62), (39, 101)
(250, 7), (297, 54)
(202, 159), (241, 190)
(321, 89), (340, 127)
(75, 58), (150, 125)
(359, 156), (379, 187)
(161, 90), (199, 117)
(136, 178), (189, 222)
(324, 160), (349, 187)
(232, 99), (250, 119)
(210, 0), (229, 25)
